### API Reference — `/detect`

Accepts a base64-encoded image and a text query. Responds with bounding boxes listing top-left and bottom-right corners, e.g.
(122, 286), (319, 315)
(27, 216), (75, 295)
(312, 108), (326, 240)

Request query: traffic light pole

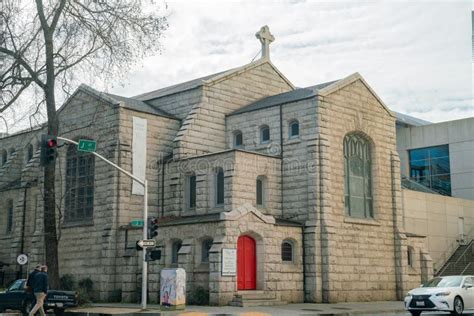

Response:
(57, 137), (150, 310)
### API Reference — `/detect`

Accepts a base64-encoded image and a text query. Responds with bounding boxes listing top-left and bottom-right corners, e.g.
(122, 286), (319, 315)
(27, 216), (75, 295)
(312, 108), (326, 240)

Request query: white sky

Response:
(110, 0), (474, 123)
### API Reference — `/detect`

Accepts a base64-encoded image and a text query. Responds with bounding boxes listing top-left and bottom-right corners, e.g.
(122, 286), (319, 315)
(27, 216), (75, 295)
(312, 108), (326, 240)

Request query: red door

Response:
(237, 235), (256, 290)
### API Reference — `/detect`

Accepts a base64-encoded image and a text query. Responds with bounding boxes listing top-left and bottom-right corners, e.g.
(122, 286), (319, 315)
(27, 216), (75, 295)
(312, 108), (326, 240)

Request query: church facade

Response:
(0, 27), (433, 305)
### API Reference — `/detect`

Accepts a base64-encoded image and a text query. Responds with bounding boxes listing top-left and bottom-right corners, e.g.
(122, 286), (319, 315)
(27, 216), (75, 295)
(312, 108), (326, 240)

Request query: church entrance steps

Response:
(229, 291), (286, 307)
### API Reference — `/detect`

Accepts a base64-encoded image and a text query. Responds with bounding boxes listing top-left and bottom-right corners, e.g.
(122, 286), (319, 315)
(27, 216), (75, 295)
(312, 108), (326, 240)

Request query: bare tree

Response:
(0, 0), (168, 287)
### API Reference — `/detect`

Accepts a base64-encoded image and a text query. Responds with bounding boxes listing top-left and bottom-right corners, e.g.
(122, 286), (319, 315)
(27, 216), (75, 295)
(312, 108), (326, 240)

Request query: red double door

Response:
(237, 235), (256, 290)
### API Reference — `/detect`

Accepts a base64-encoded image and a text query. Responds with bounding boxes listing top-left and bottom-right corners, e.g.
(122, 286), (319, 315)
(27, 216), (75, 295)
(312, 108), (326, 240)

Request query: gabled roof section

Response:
(228, 73), (395, 118)
(394, 111), (431, 126)
(59, 84), (178, 120)
(220, 203), (276, 224)
(133, 59), (294, 101)
(317, 72), (395, 118)
(228, 79), (339, 116)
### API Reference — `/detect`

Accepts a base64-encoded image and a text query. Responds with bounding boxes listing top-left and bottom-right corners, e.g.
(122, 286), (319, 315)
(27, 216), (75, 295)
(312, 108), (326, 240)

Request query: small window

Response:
(187, 174), (196, 209)
(260, 125), (270, 143)
(172, 240), (182, 264)
(289, 120), (299, 138)
(26, 144), (34, 162)
(256, 176), (266, 207)
(407, 247), (414, 268)
(1, 149), (7, 166)
(234, 131), (243, 148)
(216, 168), (224, 206)
(281, 241), (293, 262)
(6, 199), (13, 234)
(201, 239), (213, 263)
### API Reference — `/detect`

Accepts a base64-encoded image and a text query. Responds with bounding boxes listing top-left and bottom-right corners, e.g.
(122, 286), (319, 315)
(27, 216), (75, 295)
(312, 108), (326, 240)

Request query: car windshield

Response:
(7, 280), (24, 291)
(423, 276), (463, 288)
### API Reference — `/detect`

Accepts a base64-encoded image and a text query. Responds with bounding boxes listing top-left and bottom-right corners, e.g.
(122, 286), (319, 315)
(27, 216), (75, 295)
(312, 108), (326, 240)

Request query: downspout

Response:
(279, 104), (284, 218)
(302, 225), (306, 302)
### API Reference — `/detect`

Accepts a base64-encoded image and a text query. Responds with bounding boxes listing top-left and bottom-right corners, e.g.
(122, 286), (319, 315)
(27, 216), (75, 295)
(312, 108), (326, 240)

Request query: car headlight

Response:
(435, 291), (451, 296)
(406, 292), (413, 297)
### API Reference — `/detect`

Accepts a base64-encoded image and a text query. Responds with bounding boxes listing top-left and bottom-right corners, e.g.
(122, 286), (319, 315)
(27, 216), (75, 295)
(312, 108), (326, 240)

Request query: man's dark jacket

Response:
(26, 270), (39, 288)
(32, 272), (48, 293)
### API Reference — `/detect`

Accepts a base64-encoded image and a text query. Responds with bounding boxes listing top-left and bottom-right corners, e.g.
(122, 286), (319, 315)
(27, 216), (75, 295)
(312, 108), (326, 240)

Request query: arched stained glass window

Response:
(344, 133), (373, 218)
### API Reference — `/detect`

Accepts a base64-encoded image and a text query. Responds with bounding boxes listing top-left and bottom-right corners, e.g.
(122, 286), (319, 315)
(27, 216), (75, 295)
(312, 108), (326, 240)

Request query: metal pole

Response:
(142, 180), (148, 310)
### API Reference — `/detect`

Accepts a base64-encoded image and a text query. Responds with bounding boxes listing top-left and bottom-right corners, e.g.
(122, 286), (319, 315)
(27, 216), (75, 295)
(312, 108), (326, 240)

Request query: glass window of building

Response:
(409, 145), (451, 195)
(256, 176), (266, 207)
(6, 199), (13, 234)
(216, 168), (224, 205)
(172, 240), (182, 264)
(187, 174), (196, 209)
(234, 131), (243, 148)
(1, 149), (7, 166)
(260, 125), (270, 143)
(281, 241), (293, 262)
(344, 133), (373, 219)
(289, 120), (299, 138)
(201, 239), (213, 263)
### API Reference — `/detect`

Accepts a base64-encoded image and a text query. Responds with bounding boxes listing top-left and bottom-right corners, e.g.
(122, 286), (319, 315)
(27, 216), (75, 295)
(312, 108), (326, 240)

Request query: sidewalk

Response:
(63, 301), (407, 316)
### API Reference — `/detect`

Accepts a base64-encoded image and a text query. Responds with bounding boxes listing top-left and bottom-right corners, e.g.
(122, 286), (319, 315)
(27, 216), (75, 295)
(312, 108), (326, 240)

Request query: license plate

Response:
(416, 301), (425, 307)
(56, 303), (63, 307)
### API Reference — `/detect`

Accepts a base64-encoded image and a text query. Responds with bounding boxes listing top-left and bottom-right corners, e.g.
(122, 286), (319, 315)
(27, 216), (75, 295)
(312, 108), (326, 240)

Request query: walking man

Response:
(28, 265), (48, 316)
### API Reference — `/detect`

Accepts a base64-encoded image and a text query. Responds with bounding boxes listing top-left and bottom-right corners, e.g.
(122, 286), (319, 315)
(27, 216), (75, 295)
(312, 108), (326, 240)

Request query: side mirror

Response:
(463, 283), (473, 289)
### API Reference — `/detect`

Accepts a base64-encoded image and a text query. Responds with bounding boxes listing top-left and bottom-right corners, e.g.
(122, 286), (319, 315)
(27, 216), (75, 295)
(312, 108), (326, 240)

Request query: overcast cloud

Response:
(110, 0), (473, 123)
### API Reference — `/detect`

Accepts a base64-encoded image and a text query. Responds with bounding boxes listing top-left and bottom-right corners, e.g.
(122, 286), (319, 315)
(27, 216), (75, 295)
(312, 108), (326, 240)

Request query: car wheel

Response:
(21, 300), (34, 316)
(451, 296), (464, 316)
(410, 311), (421, 316)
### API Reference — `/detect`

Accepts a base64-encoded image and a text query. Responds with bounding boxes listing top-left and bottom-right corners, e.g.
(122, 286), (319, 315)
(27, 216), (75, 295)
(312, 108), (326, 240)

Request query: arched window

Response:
(172, 240), (182, 264)
(215, 168), (224, 206)
(233, 131), (243, 148)
(201, 239), (213, 263)
(186, 173), (196, 209)
(1, 149), (7, 166)
(26, 144), (34, 162)
(6, 199), (13, 234)
(260, 125), (270, 143)
(281, 240), (294, 262)
(256, 176), (266, 207)
(344, 133), (373, 218)
(289, 120), (299, 138)
(65, 143), (95, 222)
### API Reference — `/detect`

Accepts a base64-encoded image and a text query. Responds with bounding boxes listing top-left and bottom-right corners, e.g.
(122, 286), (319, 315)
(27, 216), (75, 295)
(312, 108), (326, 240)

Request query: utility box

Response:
(160, 268), (186, 310)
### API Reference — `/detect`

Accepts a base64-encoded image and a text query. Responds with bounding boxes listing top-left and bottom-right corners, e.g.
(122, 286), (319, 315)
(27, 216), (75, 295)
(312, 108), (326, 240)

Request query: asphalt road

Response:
(368, 313), (474, 316)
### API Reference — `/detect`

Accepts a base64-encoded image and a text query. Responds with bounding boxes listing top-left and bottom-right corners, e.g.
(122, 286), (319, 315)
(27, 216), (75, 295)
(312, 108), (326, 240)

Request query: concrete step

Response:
(230, 290), (282, 307)
(229, 299), (286, 307)
(234, 291), (276, 300)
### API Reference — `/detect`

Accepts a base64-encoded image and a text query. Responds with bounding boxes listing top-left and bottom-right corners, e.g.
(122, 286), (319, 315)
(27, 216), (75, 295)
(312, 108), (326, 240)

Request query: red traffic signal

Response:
(40, 135), (58, 166)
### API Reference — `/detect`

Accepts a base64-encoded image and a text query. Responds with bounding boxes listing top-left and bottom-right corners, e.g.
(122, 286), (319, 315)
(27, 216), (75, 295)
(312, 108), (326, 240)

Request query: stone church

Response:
(0, 26), (432, 305)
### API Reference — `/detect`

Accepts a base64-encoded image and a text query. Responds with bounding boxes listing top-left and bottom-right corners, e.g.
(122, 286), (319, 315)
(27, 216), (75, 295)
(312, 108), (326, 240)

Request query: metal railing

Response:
(435, 227), (474, 274)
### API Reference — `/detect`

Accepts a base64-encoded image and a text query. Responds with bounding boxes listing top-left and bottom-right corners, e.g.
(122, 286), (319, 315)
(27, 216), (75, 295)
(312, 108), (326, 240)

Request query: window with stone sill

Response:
(6, 199), (13, 234)
(201, 239), (213, 263)
(407, 247), (415, 268)
(25, 144), (34, 163)
(260, 125), (270, 144)
(1, 149), (7, 166)
(289, 120), (299, 138)
(256, 176), (266, 207)
(233, 130), (243, 148)
(172, 240), (182, 264)
(343, 133), (373, 219)
(281, 240), (294, 262)
(215, 168), (224, 206)
(186, 174), (197, 209)
(65, 143), (95, 222)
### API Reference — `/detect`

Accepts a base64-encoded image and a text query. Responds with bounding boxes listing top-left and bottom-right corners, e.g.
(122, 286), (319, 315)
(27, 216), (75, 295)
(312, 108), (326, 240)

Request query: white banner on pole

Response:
(132, 117), (147, 195)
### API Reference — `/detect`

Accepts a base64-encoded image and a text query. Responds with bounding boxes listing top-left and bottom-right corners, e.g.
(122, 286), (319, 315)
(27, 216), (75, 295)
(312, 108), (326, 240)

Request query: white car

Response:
(405, 275), (474, 315)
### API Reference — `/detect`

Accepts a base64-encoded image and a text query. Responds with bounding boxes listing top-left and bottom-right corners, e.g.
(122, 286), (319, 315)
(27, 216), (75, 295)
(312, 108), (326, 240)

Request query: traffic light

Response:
(40, 134), (58, 166)
(147, 217), (158, 239)
(145, 249), (162, 261)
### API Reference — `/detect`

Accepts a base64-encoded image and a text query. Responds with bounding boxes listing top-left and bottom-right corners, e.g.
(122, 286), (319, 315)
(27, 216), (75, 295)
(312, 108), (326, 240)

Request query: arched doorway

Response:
(237, 235), (256, 290)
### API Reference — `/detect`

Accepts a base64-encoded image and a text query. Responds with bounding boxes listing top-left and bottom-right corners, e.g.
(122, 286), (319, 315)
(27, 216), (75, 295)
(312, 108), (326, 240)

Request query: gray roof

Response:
(394, 111), (431, 126)
(229, 79), (339, 116)
(133, 69), (232, 101)
(104, 93), (177, 119)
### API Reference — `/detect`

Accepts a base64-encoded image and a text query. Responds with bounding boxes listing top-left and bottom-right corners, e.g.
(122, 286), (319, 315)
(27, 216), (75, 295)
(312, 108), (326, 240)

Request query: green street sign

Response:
(131, 219), (144, 227)
(78, 139), (97, 153)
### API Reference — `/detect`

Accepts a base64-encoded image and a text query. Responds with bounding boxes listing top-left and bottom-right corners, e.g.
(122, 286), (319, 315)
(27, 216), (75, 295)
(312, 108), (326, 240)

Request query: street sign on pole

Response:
(77, 139), (97, 152)
(136, 239), (156, 249)
(131, 219), (144, 227)
(17, 254), (28, 265)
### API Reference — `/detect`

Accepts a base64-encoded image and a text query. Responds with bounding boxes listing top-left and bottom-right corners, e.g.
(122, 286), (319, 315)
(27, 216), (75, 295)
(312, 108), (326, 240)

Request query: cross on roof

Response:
(255, 25), (275, 60)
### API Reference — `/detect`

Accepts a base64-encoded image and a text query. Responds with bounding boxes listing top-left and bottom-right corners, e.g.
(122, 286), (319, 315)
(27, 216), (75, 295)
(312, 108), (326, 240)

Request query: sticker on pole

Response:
(17, 254), (28, 265)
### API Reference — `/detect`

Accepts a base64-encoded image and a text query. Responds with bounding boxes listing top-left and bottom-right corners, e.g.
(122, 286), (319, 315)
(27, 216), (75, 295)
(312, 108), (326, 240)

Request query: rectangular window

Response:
(6, 200), (13, 234)
(256, 179), (263, 206)
(188, 175), (196, 209)
(216, 170), (224, 205)
(409, 145), (451, 195)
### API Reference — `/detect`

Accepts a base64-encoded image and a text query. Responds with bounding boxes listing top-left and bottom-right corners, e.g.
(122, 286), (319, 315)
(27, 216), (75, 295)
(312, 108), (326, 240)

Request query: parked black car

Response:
(0, 279), (77, 315)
